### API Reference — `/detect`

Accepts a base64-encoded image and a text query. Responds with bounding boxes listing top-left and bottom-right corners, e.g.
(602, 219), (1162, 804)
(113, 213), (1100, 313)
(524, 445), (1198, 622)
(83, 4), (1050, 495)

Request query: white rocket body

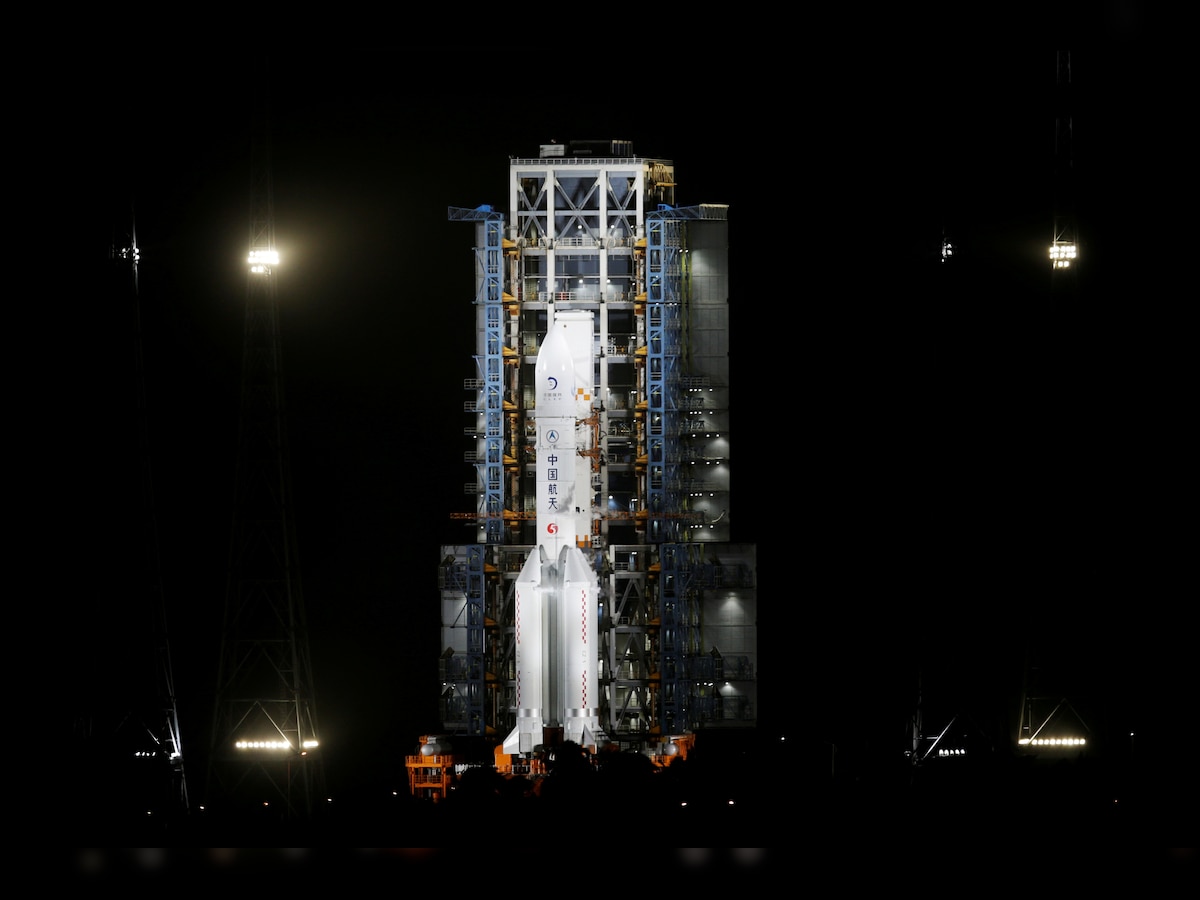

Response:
(504, 312), (600, 755)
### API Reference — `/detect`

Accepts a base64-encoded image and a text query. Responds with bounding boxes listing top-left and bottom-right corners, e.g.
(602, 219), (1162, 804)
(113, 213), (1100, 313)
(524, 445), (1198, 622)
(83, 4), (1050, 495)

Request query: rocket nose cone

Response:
(561, 544), (593, 582)
(536, 324), (575, 416)
(536, 323), (572, 380)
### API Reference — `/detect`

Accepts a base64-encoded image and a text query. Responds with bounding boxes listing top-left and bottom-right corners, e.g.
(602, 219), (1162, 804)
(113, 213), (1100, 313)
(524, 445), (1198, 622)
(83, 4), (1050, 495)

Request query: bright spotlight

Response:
(248, 249), (279, 274)
(1049, 242), (1077, 268)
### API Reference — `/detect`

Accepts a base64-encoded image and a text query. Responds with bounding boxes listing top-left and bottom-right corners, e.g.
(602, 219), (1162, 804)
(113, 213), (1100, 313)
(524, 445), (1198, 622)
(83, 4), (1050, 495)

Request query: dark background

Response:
(65, 23), (1192, 868)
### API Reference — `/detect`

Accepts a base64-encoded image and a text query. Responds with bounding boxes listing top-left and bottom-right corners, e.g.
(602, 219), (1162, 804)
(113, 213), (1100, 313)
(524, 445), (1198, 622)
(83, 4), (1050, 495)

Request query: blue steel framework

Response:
(644, 209), (684, 545)
(647, 205), (699, 732)
(448, 206), (508, 545)
(446, 206), (506, 738)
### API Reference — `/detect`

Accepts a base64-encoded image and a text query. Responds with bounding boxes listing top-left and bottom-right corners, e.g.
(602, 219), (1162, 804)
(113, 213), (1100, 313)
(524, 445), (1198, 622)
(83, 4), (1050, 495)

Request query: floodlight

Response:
(1049, 242), (1077, 268)
(248, 249), (279, 274)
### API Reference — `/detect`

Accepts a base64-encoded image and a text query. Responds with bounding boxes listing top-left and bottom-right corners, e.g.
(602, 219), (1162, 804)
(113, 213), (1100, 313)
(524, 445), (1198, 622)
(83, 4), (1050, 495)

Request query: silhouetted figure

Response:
(536, 741), (597, 809)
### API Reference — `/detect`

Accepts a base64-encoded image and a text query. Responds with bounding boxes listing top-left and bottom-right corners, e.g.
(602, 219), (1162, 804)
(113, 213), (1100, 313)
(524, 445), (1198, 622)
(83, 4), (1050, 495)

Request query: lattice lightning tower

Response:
(206, 105), (326, 822)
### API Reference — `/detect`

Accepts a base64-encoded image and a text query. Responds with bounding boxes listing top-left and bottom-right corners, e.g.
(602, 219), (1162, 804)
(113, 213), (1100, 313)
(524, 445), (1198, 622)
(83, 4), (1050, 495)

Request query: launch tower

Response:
(423, 140), (755, 783)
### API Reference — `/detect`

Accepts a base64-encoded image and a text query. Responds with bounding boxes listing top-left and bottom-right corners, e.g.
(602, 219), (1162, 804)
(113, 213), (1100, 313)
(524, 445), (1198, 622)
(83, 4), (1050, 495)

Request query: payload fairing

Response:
(503, 311), (602, 755)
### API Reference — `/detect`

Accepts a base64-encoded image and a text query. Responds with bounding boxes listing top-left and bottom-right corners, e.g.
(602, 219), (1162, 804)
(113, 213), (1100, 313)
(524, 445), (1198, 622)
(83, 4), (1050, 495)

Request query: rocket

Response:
(503, 312), (601, 755)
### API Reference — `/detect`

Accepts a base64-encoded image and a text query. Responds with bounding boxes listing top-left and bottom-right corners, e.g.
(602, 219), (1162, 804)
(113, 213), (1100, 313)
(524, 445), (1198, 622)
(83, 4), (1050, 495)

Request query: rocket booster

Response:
(504, 314), (600, 755)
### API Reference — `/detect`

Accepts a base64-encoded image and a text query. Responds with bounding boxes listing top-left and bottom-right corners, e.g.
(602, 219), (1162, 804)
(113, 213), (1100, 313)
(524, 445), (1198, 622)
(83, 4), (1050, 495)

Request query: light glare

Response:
(1049, 242), (1077, 268)
(248, 249), (279, 274)
(1018, 736), (1087, 746)
(235, 739), (292, 750)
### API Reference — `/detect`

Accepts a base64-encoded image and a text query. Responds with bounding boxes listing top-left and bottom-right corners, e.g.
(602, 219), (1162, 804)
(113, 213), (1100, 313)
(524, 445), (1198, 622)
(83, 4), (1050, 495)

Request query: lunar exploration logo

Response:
(547, 376), (558, 390)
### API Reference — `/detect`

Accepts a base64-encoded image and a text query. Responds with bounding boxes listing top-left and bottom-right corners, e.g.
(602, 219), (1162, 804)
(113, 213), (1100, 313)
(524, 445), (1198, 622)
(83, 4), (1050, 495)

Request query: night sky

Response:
(69, 30), (1193, 860)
